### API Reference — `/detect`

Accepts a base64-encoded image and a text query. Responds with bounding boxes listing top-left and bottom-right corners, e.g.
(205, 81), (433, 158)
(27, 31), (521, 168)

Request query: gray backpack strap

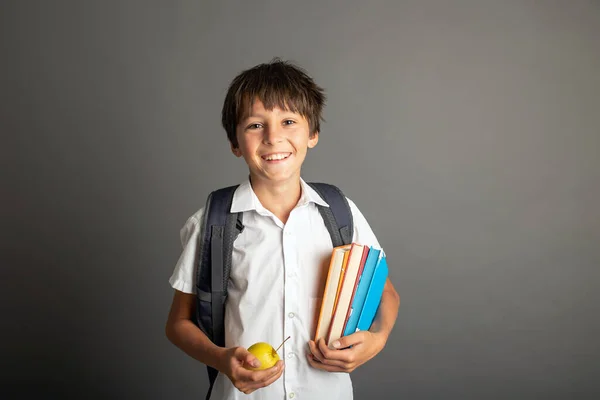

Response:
(196, 185), (243, 400)
(307, 183), (354, 247)
(214, 209), (243, 342)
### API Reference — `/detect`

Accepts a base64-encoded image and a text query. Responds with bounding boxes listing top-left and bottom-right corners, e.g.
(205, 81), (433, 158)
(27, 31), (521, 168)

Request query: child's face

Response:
(231, 98), (318, 187)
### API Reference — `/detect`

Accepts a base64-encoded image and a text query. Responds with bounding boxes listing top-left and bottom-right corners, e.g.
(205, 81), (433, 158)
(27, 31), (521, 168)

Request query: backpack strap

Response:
(196, 184), (243, 400)
(307, 183), (354, 247)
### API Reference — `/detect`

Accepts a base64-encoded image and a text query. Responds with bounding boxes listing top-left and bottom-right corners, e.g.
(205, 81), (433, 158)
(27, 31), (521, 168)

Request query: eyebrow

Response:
(242, 111), (301, 120)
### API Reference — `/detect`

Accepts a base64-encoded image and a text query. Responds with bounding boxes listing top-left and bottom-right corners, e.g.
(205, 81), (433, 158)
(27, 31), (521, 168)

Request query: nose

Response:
(262, 124), (283, 145)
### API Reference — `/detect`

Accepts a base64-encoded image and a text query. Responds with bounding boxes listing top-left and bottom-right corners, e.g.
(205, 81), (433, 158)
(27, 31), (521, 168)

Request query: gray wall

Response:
(2, 1), (599, 399)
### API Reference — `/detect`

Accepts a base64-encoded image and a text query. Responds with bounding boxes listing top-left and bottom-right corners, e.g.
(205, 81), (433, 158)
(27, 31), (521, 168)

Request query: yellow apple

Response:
(245, 336), (290, 371)
(246, 342), (280, 371)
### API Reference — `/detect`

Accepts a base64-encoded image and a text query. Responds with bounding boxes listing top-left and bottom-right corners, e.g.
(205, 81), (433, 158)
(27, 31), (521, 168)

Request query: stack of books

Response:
(314, 243), (389, 347)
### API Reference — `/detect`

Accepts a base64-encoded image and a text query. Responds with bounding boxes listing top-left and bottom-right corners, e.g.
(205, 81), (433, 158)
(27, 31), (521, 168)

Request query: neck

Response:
(249, 176), (302, 224)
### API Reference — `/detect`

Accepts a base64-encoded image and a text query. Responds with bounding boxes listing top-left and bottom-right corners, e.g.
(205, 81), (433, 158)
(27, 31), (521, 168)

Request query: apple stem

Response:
(275, 336), (291, 353)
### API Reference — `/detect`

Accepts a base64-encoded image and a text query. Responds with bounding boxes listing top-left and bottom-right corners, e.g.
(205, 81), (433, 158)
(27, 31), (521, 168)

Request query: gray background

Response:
(2, 0), (599, 399)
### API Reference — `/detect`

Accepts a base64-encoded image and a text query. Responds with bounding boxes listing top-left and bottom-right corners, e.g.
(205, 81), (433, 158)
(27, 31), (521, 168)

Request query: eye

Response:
(246, 123), (262, 130)
(283, 120), (296, 126)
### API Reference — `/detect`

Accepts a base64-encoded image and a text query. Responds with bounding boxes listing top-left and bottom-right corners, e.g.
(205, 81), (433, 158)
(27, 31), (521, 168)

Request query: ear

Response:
(308, 131), (319, 149)
(230, 141), (243, 157)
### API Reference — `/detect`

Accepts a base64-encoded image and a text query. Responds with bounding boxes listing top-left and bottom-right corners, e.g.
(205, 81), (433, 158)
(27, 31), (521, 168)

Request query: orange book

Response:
(332, 250), (350, 309)
(326, 243), (365, 346)
(314, 244), (351, 342)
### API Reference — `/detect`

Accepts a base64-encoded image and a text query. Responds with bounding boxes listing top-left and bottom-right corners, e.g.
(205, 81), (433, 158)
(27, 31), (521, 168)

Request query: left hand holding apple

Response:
(307, 331), (386, 373)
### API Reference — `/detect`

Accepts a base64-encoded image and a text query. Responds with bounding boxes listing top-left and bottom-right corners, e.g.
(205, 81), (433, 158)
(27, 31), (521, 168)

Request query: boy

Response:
(166, 58), (400, 399)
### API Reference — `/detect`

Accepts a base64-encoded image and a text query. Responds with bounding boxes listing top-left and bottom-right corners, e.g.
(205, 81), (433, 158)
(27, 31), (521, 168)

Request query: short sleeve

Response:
(168, 208), (204, 294)
(347, 198), (382, 252)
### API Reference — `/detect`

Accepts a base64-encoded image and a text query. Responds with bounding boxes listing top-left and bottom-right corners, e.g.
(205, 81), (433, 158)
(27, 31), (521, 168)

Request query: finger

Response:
(330, 331), (366, 350)
(235, 364), (279, 394)
(257, 361), (285, 387)
(307, 353), (346, 372)
(244, 361), (285, 391)
(253, 363), (284, 382)
(308, 340), (325, 362)
(241, 352), (261, 370)
(234, 362), (274, 385)
(312, 351), (353, 369)
(317, 339), (360, 366)
(317, 337), (345, 361)
(231, 347), (260, 371)
(263, 360), (285, 381)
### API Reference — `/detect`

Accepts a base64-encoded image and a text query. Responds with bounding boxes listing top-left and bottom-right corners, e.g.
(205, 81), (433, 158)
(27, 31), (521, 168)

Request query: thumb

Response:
(242, 349), (261, 369)
(330, 332), (365, 349)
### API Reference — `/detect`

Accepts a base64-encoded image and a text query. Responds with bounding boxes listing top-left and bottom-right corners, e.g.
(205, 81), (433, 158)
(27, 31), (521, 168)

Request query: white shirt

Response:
(169, 178), (381, 400)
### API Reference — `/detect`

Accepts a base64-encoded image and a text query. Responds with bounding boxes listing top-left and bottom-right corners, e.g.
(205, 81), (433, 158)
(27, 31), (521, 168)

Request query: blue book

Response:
(355, 254), (388, 332)
(342, 248), (382, 336)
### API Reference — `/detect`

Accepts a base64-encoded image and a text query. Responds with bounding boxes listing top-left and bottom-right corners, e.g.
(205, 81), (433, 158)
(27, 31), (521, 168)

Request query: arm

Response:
(307, 278), (400, 372)
(165, 290), (284, 394)
(365, 278), (401, 345)
(165, 290), (228, 368)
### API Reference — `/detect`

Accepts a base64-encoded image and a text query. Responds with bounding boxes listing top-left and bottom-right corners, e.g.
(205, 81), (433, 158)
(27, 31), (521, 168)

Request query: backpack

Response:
(194, 182), (354, 400)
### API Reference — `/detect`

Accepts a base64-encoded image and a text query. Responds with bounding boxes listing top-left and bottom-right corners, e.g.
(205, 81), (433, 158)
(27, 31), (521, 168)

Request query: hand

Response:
(307, 331), (385, 373)
(220, 346), (285, 394)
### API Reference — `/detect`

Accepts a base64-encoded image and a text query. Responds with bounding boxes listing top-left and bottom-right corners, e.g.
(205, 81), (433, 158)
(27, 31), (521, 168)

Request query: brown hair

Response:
(221, 58), (326, 148)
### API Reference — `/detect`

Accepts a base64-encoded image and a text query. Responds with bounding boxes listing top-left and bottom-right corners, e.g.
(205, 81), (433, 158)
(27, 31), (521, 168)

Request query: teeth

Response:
(264, 153), (290, 161)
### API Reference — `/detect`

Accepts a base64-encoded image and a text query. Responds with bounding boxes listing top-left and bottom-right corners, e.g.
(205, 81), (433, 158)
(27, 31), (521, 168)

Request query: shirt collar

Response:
(230, 177), (329, 213)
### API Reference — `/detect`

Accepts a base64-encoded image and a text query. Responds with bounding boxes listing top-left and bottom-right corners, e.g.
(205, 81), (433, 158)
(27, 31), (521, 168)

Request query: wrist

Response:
(371, 330), (389, 351)
(211, 346), (231, 374)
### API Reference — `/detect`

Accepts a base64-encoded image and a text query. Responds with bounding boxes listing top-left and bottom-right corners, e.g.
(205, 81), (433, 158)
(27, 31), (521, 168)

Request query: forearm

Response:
(370, 278), (400, 344)
(166, 318), (228, 372)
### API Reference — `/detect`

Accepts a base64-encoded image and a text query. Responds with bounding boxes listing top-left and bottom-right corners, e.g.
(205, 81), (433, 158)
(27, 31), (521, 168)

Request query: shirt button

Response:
(287, 353), (295, 359)
(289, 392), (295, 399)
(288, 312), (295, 318)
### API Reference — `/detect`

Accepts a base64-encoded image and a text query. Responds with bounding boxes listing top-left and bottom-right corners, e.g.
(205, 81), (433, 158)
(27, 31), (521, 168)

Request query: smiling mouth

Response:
(261, 153), (292, 161)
